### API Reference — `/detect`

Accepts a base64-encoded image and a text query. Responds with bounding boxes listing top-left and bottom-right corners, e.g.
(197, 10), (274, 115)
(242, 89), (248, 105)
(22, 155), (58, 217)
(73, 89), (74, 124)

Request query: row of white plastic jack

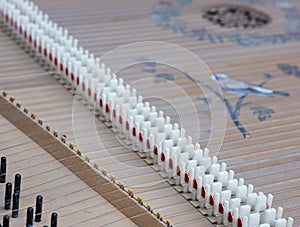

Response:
(0, 0), (295, 226)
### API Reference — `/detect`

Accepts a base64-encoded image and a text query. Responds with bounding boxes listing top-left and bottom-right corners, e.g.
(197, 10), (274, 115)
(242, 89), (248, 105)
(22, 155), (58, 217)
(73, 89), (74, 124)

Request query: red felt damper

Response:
(105, 104), (110, 113)
(54, 57), (58, 66)
(176, 166), (181, 176)
(147, 139), (150, 149)
(193, 179), (198, 190)
(88, 88), (91, 97)
(219, 203), (224, 214)
(119, 116), (123, 125)
(238, 217), (243, 227)
(94, 93), (97, 101)
(71, 72), (75, 81)
(209, 195), (215, 206)
(132, 127), (136, 137)
(228, 211), (233, 223)
(139, 132), (143, 142)
(65, 67), (69, 76)
(154, 146), (158, 155)
(60, 63), (63, 71)
(184, 172), (189, 183)
(161, 152), (166, 162)
(76, 77), (80, 85)
(99, 99), (103, 107)
(113, 109), (116, 118)
(126, 121), (130, 131)
(201, 186), (206, 198)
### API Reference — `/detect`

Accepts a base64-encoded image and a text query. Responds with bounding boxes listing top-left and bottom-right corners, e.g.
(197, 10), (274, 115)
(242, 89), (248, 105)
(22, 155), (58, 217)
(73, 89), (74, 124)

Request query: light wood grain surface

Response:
(1, 0), (300, 225)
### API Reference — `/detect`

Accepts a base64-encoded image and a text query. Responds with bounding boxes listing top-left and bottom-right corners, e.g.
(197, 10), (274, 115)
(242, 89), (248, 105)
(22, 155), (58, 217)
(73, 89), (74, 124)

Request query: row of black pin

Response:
(0, 157), (6, 183)
(4, 182), (57, 226)
(25, 206), (58, 227)
(1, 212), (57, 227)
(1, 157), (57, 227)
(23, 195), (43, 224)
(4, 173), (21, 218)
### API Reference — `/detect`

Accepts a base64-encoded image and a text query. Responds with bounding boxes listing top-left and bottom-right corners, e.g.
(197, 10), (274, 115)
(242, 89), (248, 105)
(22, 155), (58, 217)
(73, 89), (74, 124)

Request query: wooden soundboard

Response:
(0, 0), (299, 226)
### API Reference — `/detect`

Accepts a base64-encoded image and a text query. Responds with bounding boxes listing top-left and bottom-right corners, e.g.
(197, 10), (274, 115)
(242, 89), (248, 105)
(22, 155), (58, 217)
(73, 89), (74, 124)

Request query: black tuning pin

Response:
(12, 192), (20, 218)
(26, 207), (34, 227)
(35, 195), (43, 222)
(4, 182), (12, 210)
(3, 215), (9, 227)
(14, 174), (21, 194)
(0, 157), (6, 183)
(51, 212), (58, 227)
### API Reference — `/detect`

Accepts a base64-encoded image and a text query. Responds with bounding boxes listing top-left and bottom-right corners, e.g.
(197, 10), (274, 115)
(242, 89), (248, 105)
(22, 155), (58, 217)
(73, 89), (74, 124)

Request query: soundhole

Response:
(203, 4), (270, 29)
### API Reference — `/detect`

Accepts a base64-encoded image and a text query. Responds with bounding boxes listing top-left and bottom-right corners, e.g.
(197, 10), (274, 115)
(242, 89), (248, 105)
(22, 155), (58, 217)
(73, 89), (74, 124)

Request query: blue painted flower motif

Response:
(211, 73), (289, 97)
(155, 73), (174, 83)
(278, 64), (300, 78)
(251, 106), (275, 121)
